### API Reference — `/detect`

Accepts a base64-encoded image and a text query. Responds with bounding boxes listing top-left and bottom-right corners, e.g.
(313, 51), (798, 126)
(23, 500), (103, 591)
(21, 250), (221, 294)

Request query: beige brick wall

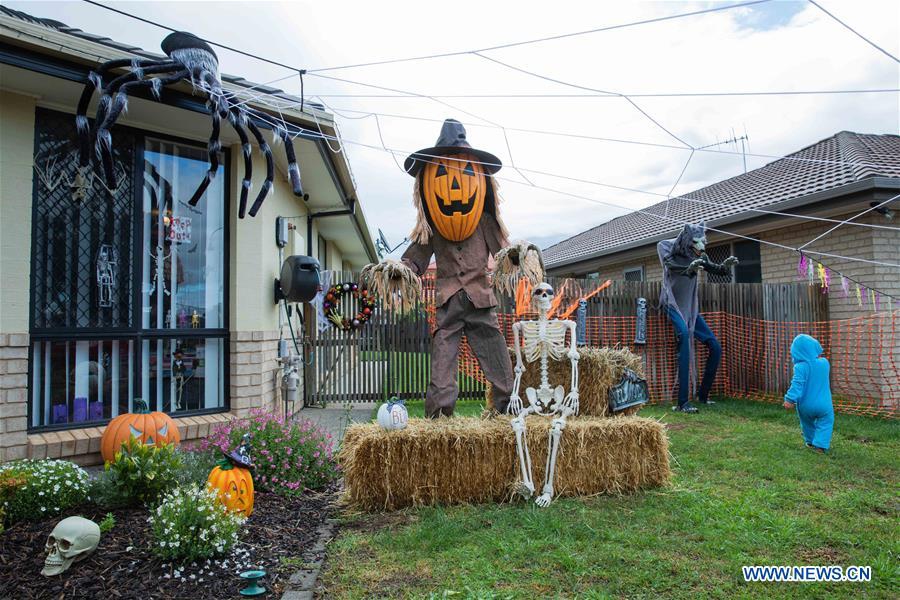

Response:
(0, 333), (29, 463)
(229, 330), (284, 418)
(759, 211), (896, 321)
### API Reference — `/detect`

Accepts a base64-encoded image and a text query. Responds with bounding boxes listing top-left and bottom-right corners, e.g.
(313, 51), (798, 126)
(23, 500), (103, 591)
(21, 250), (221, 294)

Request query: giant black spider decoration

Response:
(76, 31), (303, 218)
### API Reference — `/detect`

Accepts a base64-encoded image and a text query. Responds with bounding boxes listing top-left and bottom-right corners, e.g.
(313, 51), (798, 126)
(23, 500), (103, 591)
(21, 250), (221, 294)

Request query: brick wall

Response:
(229, 330), (284, 418)
(0, 334), (29, 463)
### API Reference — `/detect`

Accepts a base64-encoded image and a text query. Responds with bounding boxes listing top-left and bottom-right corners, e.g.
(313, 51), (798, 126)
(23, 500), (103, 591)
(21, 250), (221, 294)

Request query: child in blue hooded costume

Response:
(783, 334), (834, 452)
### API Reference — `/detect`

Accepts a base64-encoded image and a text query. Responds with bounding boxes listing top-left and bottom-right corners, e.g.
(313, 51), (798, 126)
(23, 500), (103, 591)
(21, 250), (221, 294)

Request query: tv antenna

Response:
(700, 128), (750, 173)
(375, 228), (409, 258)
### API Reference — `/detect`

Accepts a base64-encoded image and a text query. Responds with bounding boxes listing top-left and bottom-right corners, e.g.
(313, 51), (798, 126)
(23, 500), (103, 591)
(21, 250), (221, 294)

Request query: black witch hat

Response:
(403, 118), (502, 177)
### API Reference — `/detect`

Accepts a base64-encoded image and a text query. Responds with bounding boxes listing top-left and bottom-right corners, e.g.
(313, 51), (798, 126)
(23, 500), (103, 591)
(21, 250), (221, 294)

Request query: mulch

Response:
(0, 484), (339, 600)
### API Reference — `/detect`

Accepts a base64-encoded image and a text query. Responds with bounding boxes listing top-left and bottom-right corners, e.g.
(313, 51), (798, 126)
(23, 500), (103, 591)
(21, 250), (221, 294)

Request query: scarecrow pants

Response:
(427, 291), (514, 418)
(666, 307), (722, 406)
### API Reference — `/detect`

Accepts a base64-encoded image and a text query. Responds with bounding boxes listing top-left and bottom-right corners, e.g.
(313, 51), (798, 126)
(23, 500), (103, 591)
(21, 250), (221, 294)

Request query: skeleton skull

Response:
(42, 516), (100, 576)
(532, 283), (555, 312)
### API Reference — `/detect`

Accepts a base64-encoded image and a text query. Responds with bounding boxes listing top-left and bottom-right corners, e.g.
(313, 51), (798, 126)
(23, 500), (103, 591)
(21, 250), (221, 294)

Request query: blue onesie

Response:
(784, 334), (834, 451)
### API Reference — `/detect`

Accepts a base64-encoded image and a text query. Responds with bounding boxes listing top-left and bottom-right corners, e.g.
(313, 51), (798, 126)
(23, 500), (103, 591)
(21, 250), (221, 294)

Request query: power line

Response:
(232, 100), (900, 271)
(808, 0), (899, 63)
(306, 0), (774, 72)
(298, 89), (900, 99)
(213, 84), (900, 235)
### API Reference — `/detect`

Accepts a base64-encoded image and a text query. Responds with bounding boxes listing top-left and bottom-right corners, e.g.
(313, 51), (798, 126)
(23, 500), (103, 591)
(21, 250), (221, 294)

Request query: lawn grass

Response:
(362, 351), (484, 403)
(323, 398), (899, 599)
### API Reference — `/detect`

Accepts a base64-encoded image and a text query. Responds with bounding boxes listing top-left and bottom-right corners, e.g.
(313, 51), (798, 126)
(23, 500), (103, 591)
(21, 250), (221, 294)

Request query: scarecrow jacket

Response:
(402, 213), (509, 309)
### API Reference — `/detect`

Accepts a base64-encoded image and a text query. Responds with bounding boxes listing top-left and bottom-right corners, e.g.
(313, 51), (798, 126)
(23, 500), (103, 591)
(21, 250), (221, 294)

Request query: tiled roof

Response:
(0, 6), (323, 112)
(543, 131), (900, 268)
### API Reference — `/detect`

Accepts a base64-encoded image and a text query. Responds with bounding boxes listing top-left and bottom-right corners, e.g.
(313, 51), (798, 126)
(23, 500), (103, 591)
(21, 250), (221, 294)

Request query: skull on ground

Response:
(42, 516), (101, 576)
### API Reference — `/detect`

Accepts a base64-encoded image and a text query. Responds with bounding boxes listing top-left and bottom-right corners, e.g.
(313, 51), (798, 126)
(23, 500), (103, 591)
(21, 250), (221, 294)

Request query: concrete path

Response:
(294, 404), (375, 445)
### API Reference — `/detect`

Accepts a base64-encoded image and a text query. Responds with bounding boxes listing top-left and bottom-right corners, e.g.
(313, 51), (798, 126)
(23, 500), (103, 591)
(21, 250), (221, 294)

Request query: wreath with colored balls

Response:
(323, 282), (376, 331)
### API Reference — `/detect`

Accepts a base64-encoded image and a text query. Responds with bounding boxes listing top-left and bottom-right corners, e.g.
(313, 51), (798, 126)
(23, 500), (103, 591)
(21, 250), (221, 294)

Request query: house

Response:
(0, 7), (377, 465)
(543, 132), (900, 320)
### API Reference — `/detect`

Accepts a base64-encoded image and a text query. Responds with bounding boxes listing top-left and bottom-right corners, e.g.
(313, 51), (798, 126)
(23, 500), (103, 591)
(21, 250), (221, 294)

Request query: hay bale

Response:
(340, 415), (670, 511)
(486, 346), (646, 417)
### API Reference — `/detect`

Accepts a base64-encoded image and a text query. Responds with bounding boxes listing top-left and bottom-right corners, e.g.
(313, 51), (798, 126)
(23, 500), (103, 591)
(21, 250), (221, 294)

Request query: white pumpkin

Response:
(377, 399), (409, 431)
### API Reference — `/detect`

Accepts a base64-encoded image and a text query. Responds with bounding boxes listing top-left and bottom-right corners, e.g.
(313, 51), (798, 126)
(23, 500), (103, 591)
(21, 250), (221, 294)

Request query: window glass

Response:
(30, 339), (134, 427)
(705, 244), (734, 283)
(624, 267), (644, 282)
(142, 139), (225, 330)
(141, 338), (224, 413)
(734, 240), (762, 283)
(30, 108), (135, 330)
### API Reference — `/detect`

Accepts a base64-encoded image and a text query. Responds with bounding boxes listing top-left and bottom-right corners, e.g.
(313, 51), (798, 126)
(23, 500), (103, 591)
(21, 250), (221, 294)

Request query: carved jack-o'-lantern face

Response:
(208, 462), (254, 516)
(420, 152), (486, 242)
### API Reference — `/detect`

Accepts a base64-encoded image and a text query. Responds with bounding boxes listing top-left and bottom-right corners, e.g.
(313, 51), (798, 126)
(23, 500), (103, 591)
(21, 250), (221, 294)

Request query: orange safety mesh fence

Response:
(419, 275), (899, 418)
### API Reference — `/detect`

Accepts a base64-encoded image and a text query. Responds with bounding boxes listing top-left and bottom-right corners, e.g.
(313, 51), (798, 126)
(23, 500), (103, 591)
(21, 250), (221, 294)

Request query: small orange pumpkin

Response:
(100, 399), (180, 463)
(420, 152), (487, 242)
(207, 458), (254, 516)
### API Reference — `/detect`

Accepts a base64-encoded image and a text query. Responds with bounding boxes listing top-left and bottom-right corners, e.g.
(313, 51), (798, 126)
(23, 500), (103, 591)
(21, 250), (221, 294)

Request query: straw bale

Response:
(486, 346), (646, 417)
(340, 415), (669, 511)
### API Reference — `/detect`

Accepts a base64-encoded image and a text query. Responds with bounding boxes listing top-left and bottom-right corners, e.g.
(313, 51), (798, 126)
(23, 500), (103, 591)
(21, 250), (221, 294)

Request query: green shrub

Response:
(197, 409), (338, 495)
(91, 438), (182, 508)
(0, 459), (90, 525)
(174, 447), (219, 486)
(98, 512), (116, 533)
(149, 484), (245, 562)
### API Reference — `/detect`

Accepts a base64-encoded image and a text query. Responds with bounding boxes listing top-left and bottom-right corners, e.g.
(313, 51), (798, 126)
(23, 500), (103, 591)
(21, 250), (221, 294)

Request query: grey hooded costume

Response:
(657, 223), (735, 408)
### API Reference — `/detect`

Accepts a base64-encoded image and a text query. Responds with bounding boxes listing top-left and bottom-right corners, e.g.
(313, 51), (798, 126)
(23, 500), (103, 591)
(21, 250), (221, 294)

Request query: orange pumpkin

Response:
(100, 399), (180, 463)
(420, 152), (486, 242)
(207, 459), (254, 516)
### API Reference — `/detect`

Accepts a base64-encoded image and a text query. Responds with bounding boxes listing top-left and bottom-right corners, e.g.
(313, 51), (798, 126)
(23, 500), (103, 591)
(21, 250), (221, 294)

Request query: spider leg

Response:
(227, 108), (254, 218)
(245, 119), (275, 218)
(246, 106), (304, 198)
(76, 58), (153, 169)
(187, 106), (221, 207)
(94, 63), (183, 189)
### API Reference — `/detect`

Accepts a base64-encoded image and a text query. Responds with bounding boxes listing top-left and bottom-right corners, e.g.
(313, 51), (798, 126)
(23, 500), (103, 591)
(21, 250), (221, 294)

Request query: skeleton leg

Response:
(535, 408), (572, 508)
(510, 406), (537, 498)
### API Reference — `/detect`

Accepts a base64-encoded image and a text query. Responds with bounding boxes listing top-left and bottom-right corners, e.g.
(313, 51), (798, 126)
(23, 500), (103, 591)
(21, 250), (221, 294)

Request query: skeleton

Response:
(507, 283), (580, 508)
(96, 244), (118, 308)
(42, 516), (101, 576)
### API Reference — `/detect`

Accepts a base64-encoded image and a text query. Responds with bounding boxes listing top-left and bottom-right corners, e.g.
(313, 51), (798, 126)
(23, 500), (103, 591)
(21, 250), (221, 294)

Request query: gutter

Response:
(547, 177), (900, 272)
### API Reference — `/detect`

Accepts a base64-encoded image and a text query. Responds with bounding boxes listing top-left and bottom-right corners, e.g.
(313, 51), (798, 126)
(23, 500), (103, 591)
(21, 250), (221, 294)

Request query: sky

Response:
(6, 0), (899, 257)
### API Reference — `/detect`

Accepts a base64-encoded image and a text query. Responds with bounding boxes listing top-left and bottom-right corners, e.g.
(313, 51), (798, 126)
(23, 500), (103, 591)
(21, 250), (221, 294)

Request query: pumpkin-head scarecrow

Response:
(360, 119), (543, 418)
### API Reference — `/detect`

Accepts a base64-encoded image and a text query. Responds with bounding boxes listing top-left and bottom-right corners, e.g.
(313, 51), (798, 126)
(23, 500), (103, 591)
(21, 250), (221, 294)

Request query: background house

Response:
(543, 131), (900, 321)
(0, 7), (377, 465)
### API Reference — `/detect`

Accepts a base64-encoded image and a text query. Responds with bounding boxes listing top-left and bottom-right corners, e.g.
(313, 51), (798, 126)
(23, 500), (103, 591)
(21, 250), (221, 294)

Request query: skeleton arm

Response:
(508, 322), (526, 415)
(564, 321), (579, 415)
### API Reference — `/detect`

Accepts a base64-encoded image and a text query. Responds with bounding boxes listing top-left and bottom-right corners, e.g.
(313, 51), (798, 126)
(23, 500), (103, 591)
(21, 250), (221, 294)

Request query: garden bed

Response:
(0, 484), (338, 599)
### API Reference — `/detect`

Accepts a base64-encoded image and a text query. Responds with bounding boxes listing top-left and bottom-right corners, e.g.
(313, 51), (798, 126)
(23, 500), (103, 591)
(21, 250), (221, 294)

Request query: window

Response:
(28, 109), (228, 430)
(733, 240), (762, 283)
(705, 244), (734, 283)
(623, 266), (644, 282)
(705, 241), (762, 284)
